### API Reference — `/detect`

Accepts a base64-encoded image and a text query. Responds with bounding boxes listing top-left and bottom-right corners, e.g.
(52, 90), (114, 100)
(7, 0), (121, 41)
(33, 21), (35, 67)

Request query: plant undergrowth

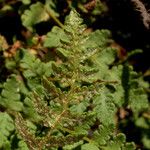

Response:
(0, 1), (150, 150)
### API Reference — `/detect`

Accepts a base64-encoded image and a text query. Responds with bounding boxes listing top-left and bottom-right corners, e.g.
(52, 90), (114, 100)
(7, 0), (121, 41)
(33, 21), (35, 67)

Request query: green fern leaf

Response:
(93, 87), (116, 126)
(102, 133), (135, 150)
(0, 76), (23, 111)
(128, 70), (149, 115)
(81, 143), (99, 150)
(93, 124), (114, 145)
(20, 49), (52, 89)
(16, 140), (29, 150)
(63, 140), (83, 150)
(21, 2), (49, 31)
(44, 26), (69, 48)
(0, 112), (14, 149)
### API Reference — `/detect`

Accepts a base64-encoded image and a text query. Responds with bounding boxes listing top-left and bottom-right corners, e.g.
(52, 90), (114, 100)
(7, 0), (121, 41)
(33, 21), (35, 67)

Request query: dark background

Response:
(96, 0), (150, 73)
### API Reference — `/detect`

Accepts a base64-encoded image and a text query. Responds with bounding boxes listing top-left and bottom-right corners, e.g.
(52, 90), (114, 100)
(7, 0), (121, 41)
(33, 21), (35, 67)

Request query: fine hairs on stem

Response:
(131, 0), (150, 29)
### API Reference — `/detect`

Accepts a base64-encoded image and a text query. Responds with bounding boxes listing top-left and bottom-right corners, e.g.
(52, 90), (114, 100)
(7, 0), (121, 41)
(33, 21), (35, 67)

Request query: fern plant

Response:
(0, 10), (149, 150)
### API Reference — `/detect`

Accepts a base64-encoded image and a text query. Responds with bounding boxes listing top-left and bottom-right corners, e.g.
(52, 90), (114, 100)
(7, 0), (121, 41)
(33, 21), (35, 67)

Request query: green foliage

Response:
(81, 143), (99, 150)
(21, 0), (60, 31)
(135, 113), (150, 149)
(20, 49), (52, 88)
(101, 133), (135, 150)
(21, 2), (50, 31)
(0, 112), (14, 149)
(0, 0), (107, 33)
(0, 76), (23, 111)
(0, 8), (149, 150)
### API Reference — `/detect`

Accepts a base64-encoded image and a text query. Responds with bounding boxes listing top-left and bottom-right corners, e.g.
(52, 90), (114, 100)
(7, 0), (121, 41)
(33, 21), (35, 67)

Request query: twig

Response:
(45, 7), (64, 28)
(84, 0), (97, 11)
(131, 0), (150, 29)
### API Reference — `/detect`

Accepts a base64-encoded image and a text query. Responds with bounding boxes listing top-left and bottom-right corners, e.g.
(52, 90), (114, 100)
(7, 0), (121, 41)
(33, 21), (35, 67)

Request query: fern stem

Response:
(60, 127), (94, 143)
(45, 7), (64, 28)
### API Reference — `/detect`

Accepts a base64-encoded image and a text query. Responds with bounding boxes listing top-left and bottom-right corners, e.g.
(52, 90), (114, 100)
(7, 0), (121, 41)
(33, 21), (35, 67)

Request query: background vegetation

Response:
(0, 0), (150, 150)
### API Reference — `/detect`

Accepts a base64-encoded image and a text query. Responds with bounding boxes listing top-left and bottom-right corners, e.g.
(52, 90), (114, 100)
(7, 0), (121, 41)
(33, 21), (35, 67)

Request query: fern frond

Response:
(0, 9), (148, 150)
